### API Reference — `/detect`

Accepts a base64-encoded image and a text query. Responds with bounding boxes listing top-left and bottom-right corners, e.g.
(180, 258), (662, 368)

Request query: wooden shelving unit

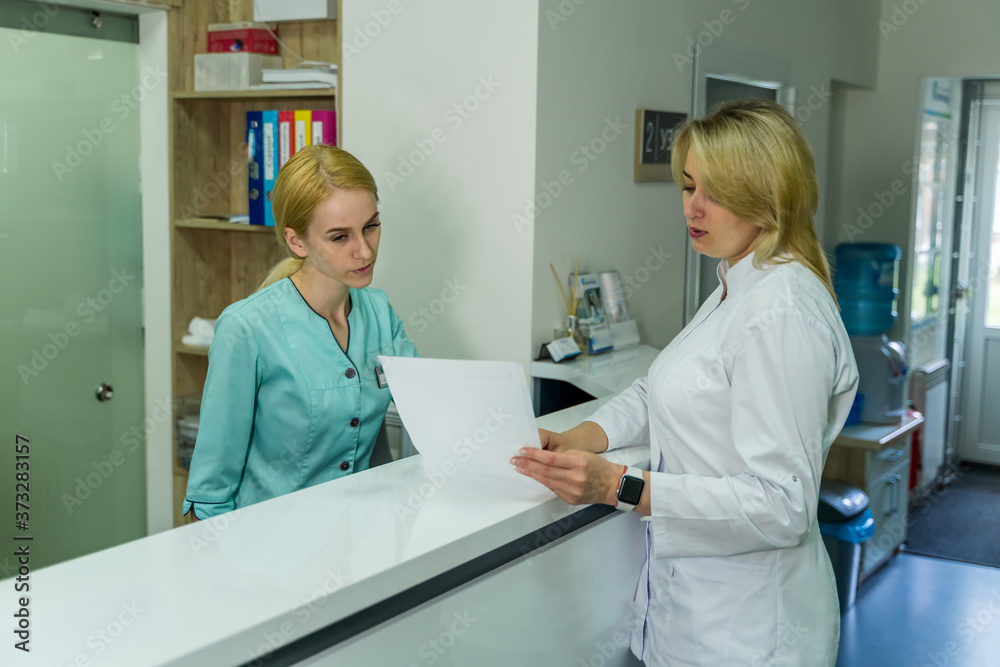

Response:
(172, 89), (337, 100)
(176, 344), (210, 357)
(167, 0), (341, 527)
(173, 218), (274, 232)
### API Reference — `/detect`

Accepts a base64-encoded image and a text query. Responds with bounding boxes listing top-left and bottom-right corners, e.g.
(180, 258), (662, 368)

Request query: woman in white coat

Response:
(511, 98), (858, 666)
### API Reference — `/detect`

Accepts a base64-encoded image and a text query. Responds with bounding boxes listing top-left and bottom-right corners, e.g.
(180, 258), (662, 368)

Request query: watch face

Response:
(619, 475), (644, 505)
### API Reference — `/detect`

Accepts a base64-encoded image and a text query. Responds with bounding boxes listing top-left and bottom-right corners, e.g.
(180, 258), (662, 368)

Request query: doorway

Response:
(686, 43), (793, 321)
(956, 80), (1000, 467)
(904, 78), (1000, 569)
(0, 3), (147, 571)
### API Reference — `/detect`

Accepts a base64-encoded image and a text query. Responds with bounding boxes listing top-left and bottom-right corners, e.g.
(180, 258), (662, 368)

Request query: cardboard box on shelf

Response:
(194, 53), (283, 92)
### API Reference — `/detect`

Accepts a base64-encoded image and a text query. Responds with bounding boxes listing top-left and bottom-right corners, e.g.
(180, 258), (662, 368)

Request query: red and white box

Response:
(207, 22), (278, 55)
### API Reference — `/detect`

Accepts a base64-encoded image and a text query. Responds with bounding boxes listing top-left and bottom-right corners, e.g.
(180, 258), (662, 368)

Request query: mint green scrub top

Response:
(183, 278), (418, 519)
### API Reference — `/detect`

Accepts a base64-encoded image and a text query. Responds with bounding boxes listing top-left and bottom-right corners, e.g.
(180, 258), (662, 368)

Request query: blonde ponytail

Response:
(259, 257), (306, 290)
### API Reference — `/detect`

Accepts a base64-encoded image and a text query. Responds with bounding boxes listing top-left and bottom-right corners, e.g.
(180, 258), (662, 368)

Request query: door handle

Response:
(951, 280), (970, 302)
(95, 383), (114, 402)
(884, 477), (896, 515)
(894, 474), (904, 514)
(886, 474), (903, 514)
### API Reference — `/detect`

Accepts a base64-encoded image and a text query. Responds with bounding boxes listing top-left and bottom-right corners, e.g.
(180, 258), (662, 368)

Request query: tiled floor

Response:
(836, 553), (1000, 666)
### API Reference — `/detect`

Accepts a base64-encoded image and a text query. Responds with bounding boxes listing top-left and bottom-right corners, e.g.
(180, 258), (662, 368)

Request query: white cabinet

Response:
(861, 452), (910, 577)
(822, 414), (923, 580)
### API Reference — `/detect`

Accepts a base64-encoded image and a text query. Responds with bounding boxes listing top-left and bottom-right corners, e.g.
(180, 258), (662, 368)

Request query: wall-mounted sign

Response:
(634, 109), (687, 182)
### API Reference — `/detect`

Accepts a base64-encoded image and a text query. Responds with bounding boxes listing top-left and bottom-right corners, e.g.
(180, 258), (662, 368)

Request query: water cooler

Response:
(835, 244), (909, 425)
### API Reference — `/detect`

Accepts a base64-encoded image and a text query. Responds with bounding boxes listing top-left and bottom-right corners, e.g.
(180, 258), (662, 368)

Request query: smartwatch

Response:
(615, 465), (645, 512)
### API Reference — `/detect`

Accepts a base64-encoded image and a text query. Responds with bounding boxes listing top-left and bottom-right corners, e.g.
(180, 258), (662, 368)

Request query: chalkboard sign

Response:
(634, 109), (687, 182)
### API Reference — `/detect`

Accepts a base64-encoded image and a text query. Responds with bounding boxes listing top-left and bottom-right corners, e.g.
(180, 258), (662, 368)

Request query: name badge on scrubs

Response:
(375, 365), (388, 389)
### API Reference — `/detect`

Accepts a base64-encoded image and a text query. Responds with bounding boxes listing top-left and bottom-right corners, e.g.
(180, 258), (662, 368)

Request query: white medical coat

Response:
(590, 256), (858, 666)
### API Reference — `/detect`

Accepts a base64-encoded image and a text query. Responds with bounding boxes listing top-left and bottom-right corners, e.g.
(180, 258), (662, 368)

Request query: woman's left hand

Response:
(511, 447), (622, 506)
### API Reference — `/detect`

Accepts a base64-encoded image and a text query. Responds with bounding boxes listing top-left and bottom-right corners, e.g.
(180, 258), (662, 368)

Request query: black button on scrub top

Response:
(345, 368), (356, 379)
(350, 418), (360, 427)
(340, 461), (350, 471)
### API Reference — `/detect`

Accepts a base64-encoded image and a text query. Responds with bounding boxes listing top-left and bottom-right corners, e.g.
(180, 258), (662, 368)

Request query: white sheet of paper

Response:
(378, 356), (541, 482)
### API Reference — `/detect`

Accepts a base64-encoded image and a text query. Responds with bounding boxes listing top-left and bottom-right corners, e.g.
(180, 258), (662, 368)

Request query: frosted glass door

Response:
(0, 23), (145, 572)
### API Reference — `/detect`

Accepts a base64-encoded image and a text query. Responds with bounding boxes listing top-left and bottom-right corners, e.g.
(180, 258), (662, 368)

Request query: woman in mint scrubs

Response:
(184, 145), (418, 521)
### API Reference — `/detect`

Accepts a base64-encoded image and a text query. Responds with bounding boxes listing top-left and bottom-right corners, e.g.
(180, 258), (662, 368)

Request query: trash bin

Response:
(818, 480), (875, 613)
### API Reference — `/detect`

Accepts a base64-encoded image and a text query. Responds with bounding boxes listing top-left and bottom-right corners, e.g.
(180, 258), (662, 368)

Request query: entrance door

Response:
(0, 10), (145, 571)
(959, 85), (1000, 465)
(686, 44), (793, 321)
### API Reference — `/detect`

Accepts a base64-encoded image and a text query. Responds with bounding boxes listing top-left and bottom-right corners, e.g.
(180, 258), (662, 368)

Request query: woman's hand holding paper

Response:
(510, 447), (622, 507)
(537, 428), (573, 452)
(538, 422), (610, 454)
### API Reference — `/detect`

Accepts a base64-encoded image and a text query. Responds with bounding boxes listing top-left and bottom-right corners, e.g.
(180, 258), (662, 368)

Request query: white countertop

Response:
(832, 412), (925, 451)
(18, 350), (659, 667)
(532, 344), (661, 399)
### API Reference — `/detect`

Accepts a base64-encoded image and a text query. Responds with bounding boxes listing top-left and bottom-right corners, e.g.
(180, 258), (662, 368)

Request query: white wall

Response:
(138, 8), (172, 535)
(531, 0), (881, 353)
(342, 1), (882, 365)
(341, 1), (539, 370)
(834, 0), (1000, 340)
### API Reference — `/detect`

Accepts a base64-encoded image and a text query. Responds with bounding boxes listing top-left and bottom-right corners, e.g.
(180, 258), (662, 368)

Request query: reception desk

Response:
(25, 350), (658, 666)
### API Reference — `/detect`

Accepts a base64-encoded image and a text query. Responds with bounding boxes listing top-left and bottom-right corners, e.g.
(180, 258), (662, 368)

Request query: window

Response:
(910, 116), (950, 324)
(987, 146), (1000, 327)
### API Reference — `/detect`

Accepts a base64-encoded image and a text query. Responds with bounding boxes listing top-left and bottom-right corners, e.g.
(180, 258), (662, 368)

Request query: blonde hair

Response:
(670, 98), (836, 303)
(258, 145), (379, 290)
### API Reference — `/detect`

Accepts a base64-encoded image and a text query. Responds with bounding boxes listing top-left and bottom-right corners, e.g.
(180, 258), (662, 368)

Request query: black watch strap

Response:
(615, 466), (645, 512)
